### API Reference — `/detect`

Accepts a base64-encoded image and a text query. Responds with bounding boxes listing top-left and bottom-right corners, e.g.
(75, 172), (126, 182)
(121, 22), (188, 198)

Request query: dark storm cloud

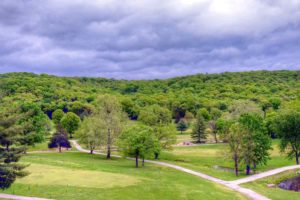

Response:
(0, 0), (300, 79)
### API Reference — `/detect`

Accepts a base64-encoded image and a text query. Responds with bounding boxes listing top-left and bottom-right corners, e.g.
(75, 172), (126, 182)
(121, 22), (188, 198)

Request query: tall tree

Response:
(61, 112), (80, 138)
(274, 112), (300, 165)
(76, 115), (106, 154)
(239, 113), (271, 174)
(0, 106), (28, 189)
(95, 95), (125, 159)
(191, 113), (206, 143)
(227, 123), (245, 176)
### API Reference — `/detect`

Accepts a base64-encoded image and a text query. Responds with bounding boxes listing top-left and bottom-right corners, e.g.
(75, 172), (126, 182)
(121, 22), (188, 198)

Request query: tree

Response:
(95, 95), (125, 159)
(239, 113), (271, 174)
(270, 98), (281, 110)
(48, 125), (71, 153)
(177, 119), (188, 134)
(0, 106), (28, 189)
(61, 112), (80, 138)
(274, 112), (300, 165)
(191, 113), (206, 143)
(76, 115), (106, 154)
(198, 108), (210, 121)
(227, 123), (244, 176)
(118, 124), (156, 167)
(216, 118), (232, 142)
(139, 105), (176, 159)
(52, 109), (65, 125)
(261, 100), (272, 119)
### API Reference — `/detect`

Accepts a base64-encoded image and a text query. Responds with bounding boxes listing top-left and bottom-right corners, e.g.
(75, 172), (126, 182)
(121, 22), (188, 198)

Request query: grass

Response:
(158, 139), (295, 180)
(3, 152), (248, 200)
(242, 169), (300, 200)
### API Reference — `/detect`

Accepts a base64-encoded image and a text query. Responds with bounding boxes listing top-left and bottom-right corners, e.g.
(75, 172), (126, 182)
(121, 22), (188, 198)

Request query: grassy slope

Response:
(3, 152), (247, 200)
(242, 169), (300, 200)
(158, 139), (295, 180)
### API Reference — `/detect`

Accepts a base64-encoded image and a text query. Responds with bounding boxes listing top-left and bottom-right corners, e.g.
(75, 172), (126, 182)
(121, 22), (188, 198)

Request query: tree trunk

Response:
(253, 161), (257, 170)
(70, 133), (73, 138)
(246, 165), (251, 175)
(296, 151), (299, 165)
(154, 152), (159, 159)
(106, 128), (111, 159)
(90, 149), (94, 154)
(142, 157), (145, 167)
(234, 154), (239, 176)
(135, 152), (139, 168)
(214, 132), (218, 143)
(59, 146), (62, 153)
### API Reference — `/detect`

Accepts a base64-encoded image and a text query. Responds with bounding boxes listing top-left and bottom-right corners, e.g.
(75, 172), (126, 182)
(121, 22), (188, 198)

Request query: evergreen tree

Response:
(177, 119), (188, 134)
(191, 113), (206, 143)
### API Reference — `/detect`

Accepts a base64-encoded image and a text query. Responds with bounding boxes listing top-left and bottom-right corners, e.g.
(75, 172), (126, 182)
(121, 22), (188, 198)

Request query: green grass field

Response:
(2, 152), (247, 200)
(158, 139), (295, 180)
(242, 169), (300, 200)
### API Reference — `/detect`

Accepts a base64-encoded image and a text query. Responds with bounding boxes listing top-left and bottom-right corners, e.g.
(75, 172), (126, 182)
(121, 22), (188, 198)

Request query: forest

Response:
(1, 70), (300, 200)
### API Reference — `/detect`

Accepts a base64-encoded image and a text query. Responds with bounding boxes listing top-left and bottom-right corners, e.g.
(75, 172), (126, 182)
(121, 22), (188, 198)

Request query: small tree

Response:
(177, 119), (188, 134)
(76, 115), (106, 154)
(274, 112), (300, 165)
(191, 113), (206, 143)
(61, 112), (80, 138)
(48, 125), (71, 153)
(118, 124), (155, 168)
(208, 120), (218, 143)
(52, 109), (65, 125)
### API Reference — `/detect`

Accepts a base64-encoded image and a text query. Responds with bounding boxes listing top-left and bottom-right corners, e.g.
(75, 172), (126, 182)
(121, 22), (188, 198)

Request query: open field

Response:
(158, 139), (295, 180)
(242, 169), (300, 200)
(2, 152), (247, 200)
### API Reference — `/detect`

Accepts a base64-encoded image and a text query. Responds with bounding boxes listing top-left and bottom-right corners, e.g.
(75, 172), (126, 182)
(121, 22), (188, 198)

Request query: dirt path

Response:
(71, 140), (270, 200)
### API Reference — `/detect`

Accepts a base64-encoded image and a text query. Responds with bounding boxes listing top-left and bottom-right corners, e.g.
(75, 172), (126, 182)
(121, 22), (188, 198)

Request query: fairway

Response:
(2, 152), (247, 200)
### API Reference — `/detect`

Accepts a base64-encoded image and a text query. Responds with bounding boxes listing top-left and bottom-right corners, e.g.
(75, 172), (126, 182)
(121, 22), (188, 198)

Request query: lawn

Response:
(242, 169), (300, 200)
(158, 139), (296, 180)
(3, 152), (247, 200)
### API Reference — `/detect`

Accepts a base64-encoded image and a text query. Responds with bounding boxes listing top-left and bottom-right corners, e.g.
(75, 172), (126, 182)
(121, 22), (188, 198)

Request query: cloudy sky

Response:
(0, 0), (299, 79)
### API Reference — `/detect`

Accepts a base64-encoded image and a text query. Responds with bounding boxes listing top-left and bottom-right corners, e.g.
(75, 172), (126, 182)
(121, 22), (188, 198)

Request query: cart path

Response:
(0, 193), (52, 200)
(71, 140), (270, 200)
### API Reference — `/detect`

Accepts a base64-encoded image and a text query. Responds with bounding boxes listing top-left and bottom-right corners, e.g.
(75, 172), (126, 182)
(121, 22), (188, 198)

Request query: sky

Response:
(0, 0), (299, 79)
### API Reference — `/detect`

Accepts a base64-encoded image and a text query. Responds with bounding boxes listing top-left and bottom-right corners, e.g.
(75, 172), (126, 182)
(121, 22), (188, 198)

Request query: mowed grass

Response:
(159, 139), (295, 180)
(3, 152), (247, 200)
(242, 169), (300, 200)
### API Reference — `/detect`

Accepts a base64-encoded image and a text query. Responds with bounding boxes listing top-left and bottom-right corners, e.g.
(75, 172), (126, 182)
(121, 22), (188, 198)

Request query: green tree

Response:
(139, 105), (176, 159)
(191, 113), (206, 143)
(227, 123), (244, 176)
(61, 112), (81, 138)
(76, 115), (106, 154)
(52, 109), (65, 125)
(177, 119), (188, 134)
(239, 113), (271, 174)
(0, 106), (29, 189)
(95, 95), (126, 159)
(274, 112), (300, 165)
(198, 108), (210, 121)
(118, 124), (156, 167)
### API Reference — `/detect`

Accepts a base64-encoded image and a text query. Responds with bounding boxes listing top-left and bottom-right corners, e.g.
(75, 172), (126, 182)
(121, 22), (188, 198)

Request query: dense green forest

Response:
(1, 70), (299, 122)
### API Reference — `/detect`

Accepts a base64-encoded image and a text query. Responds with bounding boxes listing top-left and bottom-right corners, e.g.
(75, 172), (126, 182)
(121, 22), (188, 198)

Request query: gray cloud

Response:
(0, 0), (299, 79)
